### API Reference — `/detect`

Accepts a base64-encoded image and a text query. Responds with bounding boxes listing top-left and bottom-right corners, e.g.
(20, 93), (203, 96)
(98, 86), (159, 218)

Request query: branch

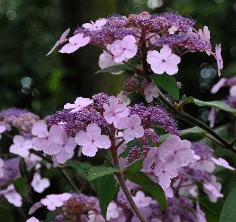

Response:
(109, 129), (148, 222)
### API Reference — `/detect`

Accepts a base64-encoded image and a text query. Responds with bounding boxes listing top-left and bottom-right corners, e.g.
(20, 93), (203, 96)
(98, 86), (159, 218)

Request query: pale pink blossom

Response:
(229, 85), (236, 97)
(59, 33), (90, 54)
(98, 49), (115, 69)
(9, 135), (32, 158)
(47, 28), (70, 56)
(215, 44), (223, 76)
(132, 191), (152, 208)
(31, 172), (50, 193)
(147, 45), (181, 75)
(47, 125), (76, 164)
(196, 202), (207, 222)
(117, 91), (131, 105)
(144, 82), (159, 103)
(64, 97), (93, 112)
(211, 157), (235, 170)
(208, 108), (217, 128)
(82, 18), (107, 31)
(75, 123), (111, 157)
(26, 217), (40, 222)
(0, 158), (4, 178)
(110, 35), (138, 63)
(103, 96), (129, 127)
(211, 78), (226, 94)
(32, 121), (49, 138)
(41, 193), (71, 211)
(117, 114), (144, 142)
(168, 26), (178, 34)
(88, 211), (105, 222)
(198, 26), (211, 55)
(0, 184), (22, 207)
(106, 202), (121, 220)
(203, 176), (223, 202)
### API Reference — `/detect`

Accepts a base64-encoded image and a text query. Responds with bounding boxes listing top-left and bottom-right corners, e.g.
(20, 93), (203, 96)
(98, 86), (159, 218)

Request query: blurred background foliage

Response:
(0, 0), (235, 118)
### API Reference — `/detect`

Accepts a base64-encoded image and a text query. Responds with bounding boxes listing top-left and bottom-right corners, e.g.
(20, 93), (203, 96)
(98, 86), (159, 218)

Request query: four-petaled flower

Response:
(211, 157), (235, 170)
(110, 35), (138, 63)
(132, 191), (152, 208)
(106, 202), (121, 220)
(0, 184), (22, 207)
(41, 193), (72, 211)
(59, 33), (90, 54)
(147, 45), (181, 75)
(117, 114), (144, 142)
(98, 46), (116, 69)
(144, 82), (159, 103)
(82, 18), (107, 31)
(64, 97), (93, 112)
(103, 96), (129, 127)
(26, 217), (40, 222)
(75, 123), (111, 157)
(31, 172), (50, 193)
(198, 26), (211, 55)
(10, 135), (32, 158)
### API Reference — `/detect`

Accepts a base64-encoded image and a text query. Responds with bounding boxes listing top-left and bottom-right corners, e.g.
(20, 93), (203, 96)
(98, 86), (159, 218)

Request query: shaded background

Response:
(0, 0), (236, 119)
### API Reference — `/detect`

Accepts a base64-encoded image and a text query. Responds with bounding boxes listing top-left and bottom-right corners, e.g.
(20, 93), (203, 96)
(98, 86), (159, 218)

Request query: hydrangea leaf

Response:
(219, 186), (236, 222)
(152, 75), (179, 100)
(87, 166), (119, 181)
(92, 174), (119, 219)
(95, 64), (128, 75)
(124, 159), (143, 173)
(67, 160), (91, 179)
(13, 177), (30, 199)
(125, 171), (167, 210)
(184, 97), (236, 114)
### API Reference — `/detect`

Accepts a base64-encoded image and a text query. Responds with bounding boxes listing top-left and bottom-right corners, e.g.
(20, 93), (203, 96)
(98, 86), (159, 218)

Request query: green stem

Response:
(60, 168), (80, 192)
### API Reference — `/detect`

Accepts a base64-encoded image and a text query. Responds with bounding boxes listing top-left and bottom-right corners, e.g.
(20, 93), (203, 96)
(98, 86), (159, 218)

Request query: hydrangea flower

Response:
(203, 176), (223, 202)
(211, 157), (235, 170)
(117, 114), (144, 142)
(0, 124), (6, 140)
(98, 48), (115, 69)
(215, 44), (223, 76)
(64, 97), (93, 113)
(211, 78), (226, 94)
(144, 82), (159, 103)
(41, 193), (72, 211)
(103, 96), (129, 127)
(229, 85), (236, 97)
(0, 158), (4, 178)
(106, 202), (121, 220)
(0, 184), (22, 207)
(132, 191), (152, 208)
(168, 26), (178, 34)
(31, 172), (50, 193)
(147, 45), (181, 75)
(198, 26), (211, 55)
(110, 35), (138, 63)
(82, 18), (107, 31)
(47, 28), (70, 56)
(75, 123), (111, 157)
(59, 33), (90, 54)
(32, 124), (76, 164)
(26, 217), (40, 222)
(9, 135), (32, 158)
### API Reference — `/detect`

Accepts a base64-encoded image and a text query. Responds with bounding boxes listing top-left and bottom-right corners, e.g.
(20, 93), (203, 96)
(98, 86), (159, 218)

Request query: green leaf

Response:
(184, 97), (236, 114)
(87, 166), (119, 181)
(92, 175), (119, 218)
(220, 186), (236, 222)
(95, 64), (128, 75)
(152, 75), (179, 100)
(159, 126), (206, 143)
(13, 177), (30, 198)
(0, 202), (15, 222)
(125, 171), (167, 210)
(124, 160), (143, 173)
(67, 160), (91, 179)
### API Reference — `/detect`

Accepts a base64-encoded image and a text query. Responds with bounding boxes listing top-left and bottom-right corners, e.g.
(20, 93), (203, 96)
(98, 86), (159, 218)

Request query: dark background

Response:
(0, 0), (235, 118)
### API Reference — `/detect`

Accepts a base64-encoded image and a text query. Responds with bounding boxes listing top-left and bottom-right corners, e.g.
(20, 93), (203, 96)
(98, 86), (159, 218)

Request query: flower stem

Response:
(109, 130), (148, 222)
(60, 168), (80, 192)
